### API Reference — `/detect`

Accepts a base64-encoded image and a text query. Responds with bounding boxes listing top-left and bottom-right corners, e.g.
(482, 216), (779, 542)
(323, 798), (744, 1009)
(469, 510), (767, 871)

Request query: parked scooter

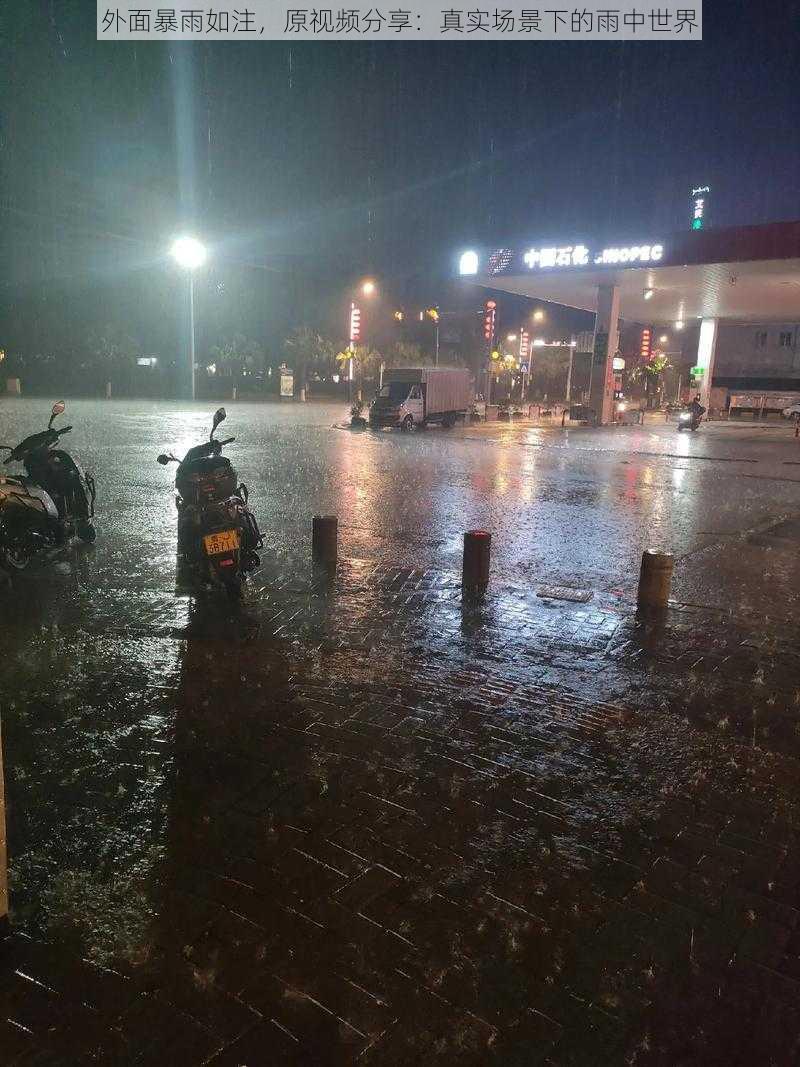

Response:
(157, 407), (262, 598)
(0, 401), (96, 571)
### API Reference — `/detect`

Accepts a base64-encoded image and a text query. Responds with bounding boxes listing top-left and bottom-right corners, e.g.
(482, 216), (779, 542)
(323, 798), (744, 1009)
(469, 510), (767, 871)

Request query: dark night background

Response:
(1, 0), (799, 381)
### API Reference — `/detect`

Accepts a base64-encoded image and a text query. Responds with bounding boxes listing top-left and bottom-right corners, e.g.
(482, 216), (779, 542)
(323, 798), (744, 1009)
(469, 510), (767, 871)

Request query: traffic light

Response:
(425, 307), (440, 322)
(484, 300), (496, 345)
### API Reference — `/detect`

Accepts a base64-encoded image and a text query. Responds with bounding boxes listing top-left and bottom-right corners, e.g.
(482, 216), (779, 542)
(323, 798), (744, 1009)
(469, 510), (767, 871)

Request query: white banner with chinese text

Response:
(98, 3), (702, 41)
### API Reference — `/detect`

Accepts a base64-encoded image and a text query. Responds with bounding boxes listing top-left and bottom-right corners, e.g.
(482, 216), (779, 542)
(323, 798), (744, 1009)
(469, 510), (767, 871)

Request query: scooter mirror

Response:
(211, 407), (227, 437)
(157, 454), (171, 465)
(48, 400), (66, 428)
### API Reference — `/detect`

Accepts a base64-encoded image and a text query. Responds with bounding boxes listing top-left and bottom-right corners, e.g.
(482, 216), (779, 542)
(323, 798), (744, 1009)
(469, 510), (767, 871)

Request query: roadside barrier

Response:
(462, 530), (491, 593)
(637, 551), (673, 609)
(309, 518), (678, 614)
(312, 514), (338, 569)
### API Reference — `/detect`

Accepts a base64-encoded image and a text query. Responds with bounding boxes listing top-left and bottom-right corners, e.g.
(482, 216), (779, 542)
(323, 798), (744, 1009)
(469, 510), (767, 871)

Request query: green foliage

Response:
(211, 334), (266, 376)
(84, 325), (141, 371)
(530, 346), (570, 395)
(630, 353), (671, 382)
(336, 344), (383, 381)
(285, 327), (337, 385)
(382, 341), (424, 368)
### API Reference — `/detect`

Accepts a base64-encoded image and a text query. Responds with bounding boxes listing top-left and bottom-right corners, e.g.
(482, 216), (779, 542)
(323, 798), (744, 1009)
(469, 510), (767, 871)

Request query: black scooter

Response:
(0, 401), (96, 571)
(157, 407), (262, 598)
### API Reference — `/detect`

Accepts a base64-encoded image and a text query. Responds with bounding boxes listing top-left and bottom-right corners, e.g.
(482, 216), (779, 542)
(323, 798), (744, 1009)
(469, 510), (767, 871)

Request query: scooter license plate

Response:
(203, 529), (240, 555)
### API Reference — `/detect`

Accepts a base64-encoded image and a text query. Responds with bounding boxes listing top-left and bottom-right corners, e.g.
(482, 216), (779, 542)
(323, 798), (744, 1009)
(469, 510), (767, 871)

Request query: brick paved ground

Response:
(4, 566), (800, 1064)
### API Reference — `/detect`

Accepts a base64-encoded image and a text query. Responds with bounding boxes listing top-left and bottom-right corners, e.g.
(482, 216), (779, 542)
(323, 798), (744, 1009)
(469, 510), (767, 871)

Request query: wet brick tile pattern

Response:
(4, 570), (800, 1063)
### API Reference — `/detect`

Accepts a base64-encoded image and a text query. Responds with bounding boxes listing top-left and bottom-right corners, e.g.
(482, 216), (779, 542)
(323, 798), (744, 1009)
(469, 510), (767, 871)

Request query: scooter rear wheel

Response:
(222, 573), (244, 600)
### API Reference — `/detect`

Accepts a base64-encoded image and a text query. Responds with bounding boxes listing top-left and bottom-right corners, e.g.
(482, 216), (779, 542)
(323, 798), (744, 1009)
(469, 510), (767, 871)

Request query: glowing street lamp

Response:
(170, 236), (208, 401)
(533, 309), (545, 323)
(171, 236), (207, 271)
(347, 281), (378, 401)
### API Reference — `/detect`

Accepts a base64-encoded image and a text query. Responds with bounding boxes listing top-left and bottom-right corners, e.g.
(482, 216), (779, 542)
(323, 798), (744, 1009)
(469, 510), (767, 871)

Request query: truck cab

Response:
(370, 380), (424, 430)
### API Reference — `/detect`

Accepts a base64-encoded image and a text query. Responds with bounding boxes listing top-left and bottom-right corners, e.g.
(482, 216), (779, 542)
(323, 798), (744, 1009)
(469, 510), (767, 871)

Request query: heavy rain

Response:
(3, 3), (800, 1064)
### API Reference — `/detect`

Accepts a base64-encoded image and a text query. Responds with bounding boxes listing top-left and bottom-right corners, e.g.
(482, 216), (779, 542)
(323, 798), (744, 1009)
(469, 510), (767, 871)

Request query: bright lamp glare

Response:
(171, 236), (207, 270)
(361, 280), (376, 296)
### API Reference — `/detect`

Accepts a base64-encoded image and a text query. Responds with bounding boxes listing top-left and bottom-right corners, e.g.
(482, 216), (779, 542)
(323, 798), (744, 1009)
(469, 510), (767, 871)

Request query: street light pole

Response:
(565, 336), (575, 408)
(170, 236), (207, 402)
(188, 273), (196, 402)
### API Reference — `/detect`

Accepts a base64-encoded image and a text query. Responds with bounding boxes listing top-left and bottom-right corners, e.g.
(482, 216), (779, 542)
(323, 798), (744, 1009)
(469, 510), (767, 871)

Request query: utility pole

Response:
(565, 336), (575, 408)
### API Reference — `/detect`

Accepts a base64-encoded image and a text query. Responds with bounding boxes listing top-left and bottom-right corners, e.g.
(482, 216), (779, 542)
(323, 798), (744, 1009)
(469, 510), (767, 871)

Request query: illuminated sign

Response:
(690, 185), (710, 230)
(483, 300), (496, 345)
(349, 302), (361, 344)
(525, 245), (589, 268)
(593, 244), (663, 265)
(613, 357), (626, 371)
(519, 330), (530, 361)
(523, 243), (663, 270)
(640, 328), (652, 361)
(459, 250), (479, 275)
(461, 241), (667, 276)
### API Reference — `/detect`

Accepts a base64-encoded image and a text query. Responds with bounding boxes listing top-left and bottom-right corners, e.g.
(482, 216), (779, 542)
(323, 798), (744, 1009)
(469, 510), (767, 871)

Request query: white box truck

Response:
(369, 367), (472, 430)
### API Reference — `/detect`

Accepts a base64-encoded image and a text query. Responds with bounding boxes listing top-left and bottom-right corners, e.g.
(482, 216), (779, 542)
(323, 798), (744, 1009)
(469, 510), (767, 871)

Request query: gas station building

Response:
(458, 220), (800, 422)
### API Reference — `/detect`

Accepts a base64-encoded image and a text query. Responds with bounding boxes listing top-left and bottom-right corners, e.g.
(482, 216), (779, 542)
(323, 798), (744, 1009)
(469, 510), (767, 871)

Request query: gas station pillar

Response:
(589, 284), (620, 425)
(695, 318), (718, 412)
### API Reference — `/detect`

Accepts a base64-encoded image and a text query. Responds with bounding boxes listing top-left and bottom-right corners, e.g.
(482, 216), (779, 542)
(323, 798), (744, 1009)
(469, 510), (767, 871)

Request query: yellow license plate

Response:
(203, 529), (240, 555)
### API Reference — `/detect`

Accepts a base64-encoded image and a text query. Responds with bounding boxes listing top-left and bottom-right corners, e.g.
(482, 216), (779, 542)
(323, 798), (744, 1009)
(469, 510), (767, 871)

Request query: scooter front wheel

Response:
(77, 521), (96, 543)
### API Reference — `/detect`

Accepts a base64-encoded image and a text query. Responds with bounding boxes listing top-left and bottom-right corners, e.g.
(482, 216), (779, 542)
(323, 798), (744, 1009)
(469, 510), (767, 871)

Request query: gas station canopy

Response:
(459, 220), (800, 325)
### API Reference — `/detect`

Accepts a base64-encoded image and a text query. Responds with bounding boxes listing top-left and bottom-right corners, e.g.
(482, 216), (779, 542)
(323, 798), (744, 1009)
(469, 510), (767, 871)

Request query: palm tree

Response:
(335, 344), (383, 398)
(284, 327), (336, 398)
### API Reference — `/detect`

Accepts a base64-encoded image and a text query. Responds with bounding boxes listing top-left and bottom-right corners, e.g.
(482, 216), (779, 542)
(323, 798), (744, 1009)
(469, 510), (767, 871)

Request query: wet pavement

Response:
(2, 398), (800, 1064)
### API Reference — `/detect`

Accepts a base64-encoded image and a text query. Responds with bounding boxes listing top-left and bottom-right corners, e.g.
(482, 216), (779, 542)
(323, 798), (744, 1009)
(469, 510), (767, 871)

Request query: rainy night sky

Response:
(2, 0), (799, 359)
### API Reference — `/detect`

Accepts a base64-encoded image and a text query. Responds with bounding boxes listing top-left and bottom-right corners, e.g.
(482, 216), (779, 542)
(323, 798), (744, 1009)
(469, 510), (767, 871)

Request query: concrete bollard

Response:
(312, 515), (338, 568)
(0, 724), (7, 936)
(463, 530), (491, 592)
(105, 382), (112, 400)
(637, 551), (673, 609)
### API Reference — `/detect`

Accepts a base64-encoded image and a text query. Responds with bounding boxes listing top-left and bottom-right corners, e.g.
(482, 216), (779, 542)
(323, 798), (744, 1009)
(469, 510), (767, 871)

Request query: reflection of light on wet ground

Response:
(674, 431), (694, 457)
